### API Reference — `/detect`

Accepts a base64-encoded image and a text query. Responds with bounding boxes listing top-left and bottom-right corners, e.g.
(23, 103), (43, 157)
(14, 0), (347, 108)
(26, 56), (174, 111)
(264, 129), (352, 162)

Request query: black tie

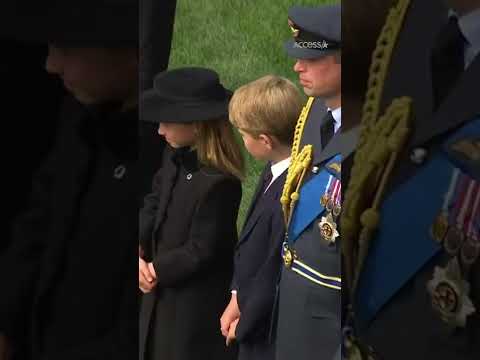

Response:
(320, 111), (335, 147)
(431, 16), (466, 110)
(261, 168), (273, 195)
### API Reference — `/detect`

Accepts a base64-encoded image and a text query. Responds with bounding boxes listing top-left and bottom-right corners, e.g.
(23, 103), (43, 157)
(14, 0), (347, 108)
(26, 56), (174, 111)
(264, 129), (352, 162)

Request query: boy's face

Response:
(46, 45), (137, 105)
(294, 54), (341, 100)
(238, 129), (271, 161)
(158, 122), (197, 148)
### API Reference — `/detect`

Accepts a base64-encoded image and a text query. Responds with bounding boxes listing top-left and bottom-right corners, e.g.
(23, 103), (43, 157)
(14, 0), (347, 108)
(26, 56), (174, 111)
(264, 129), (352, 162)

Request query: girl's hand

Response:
(139, 257), (157, 293)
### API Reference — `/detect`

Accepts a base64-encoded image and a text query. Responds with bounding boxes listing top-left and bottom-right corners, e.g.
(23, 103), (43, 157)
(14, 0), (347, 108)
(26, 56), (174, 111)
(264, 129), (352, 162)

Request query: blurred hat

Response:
(0, 0), (137, 47)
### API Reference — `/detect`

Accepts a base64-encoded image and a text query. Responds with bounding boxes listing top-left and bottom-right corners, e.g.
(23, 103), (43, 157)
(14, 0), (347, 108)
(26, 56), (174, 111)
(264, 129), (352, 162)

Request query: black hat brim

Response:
(140, 89), (231, 124)
(284, 39), (336, 59)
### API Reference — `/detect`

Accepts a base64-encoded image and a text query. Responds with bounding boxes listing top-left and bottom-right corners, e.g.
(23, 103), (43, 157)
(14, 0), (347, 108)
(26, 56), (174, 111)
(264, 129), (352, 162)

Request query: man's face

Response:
(46, 46), (137, 105)
(293, 54), (341, 99)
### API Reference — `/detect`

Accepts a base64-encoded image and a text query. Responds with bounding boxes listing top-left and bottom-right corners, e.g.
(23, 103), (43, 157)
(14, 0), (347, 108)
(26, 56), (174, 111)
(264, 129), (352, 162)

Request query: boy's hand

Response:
(0, 334), (12, 360)
(139, 257), (157, 293)
(220, 293), (240, 337)
(226, 318), (239, 346)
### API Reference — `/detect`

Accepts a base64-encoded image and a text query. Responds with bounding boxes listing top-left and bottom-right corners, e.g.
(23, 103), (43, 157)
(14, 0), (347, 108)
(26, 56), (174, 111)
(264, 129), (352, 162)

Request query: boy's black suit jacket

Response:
(232, 164), (287, 344)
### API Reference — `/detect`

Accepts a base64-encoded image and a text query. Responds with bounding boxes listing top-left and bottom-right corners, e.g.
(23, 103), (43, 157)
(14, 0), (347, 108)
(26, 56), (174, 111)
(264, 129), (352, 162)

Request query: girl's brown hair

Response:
(194, 118), (245, 180)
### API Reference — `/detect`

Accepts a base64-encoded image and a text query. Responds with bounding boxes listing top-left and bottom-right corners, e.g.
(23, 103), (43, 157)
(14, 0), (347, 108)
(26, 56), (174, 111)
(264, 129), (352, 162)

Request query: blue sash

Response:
(356, 117), (480, 327)
(288, 154), (341, 243)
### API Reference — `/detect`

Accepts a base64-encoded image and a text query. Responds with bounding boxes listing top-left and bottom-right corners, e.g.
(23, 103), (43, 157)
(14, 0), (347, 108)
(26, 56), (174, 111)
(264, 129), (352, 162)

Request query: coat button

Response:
(410, 147), (427, 165)
(312, 166), (319, 174)
(113, 164), (126, 179)
(186, 173), (193, 180)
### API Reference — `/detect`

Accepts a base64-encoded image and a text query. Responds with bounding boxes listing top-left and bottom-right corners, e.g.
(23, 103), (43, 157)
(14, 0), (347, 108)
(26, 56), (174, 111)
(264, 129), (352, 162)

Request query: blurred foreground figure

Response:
(0, 1), (143, 359)
(342, 0), (480, 358)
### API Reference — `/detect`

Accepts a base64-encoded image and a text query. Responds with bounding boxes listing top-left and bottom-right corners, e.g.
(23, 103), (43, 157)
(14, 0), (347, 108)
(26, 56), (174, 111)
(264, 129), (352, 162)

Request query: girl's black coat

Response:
(139, 146), (241, 360)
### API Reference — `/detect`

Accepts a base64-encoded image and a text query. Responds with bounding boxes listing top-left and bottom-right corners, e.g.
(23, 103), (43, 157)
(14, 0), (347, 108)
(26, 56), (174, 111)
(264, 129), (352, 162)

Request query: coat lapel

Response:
(242, 165), (270, 227)
(237, 171), (286, 246)
(412, 55), (480, 147)
(315, 126), (359, 165)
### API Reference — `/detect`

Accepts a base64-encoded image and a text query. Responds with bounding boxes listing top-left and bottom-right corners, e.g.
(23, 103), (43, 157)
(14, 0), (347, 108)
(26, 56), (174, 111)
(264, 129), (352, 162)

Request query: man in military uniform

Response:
(275, 4), (350, 360)
(342, 0), (480, 358)
(0, 1), (156, 359)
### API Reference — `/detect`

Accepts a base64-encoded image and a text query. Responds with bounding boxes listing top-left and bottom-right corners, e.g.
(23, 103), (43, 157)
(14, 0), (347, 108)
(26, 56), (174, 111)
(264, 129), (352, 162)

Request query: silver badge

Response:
(113, 165), (126, 179)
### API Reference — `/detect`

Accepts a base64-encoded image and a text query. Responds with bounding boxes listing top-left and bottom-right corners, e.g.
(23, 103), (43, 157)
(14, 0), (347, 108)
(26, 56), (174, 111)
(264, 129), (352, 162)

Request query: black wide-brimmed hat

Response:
(0, 0), (137, 47)
(284, 4), (341, 59)
(140, 67), (232, 124)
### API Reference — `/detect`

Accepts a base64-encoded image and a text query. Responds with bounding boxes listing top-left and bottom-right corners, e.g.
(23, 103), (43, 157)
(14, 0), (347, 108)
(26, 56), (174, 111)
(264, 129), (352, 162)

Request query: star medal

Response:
(427, 257), (476, 327)
(319, 212), (339, 245)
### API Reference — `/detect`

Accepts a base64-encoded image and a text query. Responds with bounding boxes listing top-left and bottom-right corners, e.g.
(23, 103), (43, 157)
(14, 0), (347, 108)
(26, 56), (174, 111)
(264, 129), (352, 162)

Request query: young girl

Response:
(138, 67), (244, 360)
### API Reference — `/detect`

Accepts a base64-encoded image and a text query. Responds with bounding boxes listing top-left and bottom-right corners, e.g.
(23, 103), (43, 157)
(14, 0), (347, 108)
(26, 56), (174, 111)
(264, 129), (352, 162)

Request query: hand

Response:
(226, 318), (239, 346)
(0, 334), (12, 360)
(139, 257), (157, 293)
(220, 293), (240, 338)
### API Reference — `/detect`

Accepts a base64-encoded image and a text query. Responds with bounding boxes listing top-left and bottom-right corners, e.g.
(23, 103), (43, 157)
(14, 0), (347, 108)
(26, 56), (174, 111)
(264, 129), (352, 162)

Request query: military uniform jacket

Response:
(0, 96), (139, 360)
(276, 99), (348, 360)
(139, 146), (241, 360)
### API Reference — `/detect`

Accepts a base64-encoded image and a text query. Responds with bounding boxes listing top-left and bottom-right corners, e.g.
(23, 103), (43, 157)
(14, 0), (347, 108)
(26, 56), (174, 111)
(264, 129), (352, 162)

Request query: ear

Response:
(258, 134), (274, 150)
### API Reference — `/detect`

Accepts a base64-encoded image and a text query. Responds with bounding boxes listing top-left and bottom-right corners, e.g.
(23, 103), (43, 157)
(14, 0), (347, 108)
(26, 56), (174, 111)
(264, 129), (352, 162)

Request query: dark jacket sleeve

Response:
(152, 177), (241, 287)
(0, 140), (55, 339)
(235, 204), (285, 343)
(139, 169), (162, 253)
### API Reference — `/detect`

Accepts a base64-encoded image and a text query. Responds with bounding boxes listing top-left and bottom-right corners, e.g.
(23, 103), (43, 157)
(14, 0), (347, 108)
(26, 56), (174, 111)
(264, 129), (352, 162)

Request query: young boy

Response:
(220, 75), (303, 360)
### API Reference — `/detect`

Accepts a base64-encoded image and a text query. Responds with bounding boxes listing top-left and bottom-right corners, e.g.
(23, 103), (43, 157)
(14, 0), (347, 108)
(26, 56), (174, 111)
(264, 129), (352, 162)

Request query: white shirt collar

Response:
(328, 107), (342, 133)
(265, 157), (291, 193)
(449, 8), (480, 67)
(459, 8), (480, 63)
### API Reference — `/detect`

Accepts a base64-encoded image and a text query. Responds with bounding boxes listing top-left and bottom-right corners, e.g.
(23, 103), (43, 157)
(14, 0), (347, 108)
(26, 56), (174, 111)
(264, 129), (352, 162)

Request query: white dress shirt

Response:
(328, 107), (342, 133)
(450, 8), (480, 68)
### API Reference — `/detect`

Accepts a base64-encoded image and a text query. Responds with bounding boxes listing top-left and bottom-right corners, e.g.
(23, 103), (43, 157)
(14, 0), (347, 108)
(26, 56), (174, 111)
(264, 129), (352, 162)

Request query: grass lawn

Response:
(169, 0), (335, 228)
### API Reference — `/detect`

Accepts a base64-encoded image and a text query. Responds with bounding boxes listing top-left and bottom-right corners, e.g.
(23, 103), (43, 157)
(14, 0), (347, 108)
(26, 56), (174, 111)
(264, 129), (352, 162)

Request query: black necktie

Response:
(431, 16), (466, 110)
(321, 111), (335, 147)
(261, 168), (273, 195)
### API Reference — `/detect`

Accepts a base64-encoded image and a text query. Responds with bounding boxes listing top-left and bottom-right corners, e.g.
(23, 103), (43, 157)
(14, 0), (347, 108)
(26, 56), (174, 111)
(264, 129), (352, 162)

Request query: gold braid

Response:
(281, 97), (314, 228)
(341, 0), (414, 301)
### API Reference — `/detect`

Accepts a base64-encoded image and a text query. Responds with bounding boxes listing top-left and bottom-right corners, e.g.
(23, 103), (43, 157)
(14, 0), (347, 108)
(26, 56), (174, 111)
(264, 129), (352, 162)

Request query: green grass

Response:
(169, 0), (334, 228)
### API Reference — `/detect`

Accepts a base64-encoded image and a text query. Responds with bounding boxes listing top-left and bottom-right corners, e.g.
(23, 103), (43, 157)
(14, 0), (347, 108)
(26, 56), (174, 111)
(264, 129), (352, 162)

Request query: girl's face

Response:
(158, 122), (197, 148)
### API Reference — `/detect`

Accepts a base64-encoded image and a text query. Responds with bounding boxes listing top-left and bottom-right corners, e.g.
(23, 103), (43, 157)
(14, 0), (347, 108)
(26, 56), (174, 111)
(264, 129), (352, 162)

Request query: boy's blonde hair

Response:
(194, 118), (245, 181)
(229, 75), (304, 145)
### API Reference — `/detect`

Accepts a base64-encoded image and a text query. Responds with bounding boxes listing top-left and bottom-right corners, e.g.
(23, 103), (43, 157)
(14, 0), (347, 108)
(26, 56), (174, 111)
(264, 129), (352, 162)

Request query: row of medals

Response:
(282, 179), (341, 268)
(428, 212), (479, 327)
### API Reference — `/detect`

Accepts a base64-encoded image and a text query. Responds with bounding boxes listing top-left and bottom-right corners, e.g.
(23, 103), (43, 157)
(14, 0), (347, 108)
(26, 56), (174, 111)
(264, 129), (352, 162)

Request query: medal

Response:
(460, 236), (480, 266)
(319, 175), (341, 245)
(319, 213), (339, 244)
(461, 183), (480, 266)
(431, 212), (449, 243)
(430, 169), (460, 243)
(443, 226), (465, 256)
(427, 257), (476, 327)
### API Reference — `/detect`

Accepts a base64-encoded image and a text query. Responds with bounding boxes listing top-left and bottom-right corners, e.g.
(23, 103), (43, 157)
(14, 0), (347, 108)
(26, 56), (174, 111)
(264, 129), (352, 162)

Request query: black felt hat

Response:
(140, 67), (232, 124)
(285, 4), (341, 59)
(0, 0), (137, 47)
